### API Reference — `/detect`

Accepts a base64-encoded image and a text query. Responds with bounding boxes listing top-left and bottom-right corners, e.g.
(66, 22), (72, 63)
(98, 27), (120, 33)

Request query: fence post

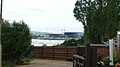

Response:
(66, 46), (68, 60)
(117, 31), (120, 60)
(91, 47), (97, 67)
(53, 46), (54, 60)
(109, 39), (114, 66)
(85, 44), (91, 67)
(42, 46), (43, 59)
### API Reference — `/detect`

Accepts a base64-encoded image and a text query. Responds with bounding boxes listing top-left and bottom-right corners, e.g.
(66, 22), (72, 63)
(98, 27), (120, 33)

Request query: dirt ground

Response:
(15, 59), (73, 67)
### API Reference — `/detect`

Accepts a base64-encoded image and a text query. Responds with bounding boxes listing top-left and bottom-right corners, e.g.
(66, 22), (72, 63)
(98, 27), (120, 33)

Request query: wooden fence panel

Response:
(32, 45), (109, 60)
(54, 46), (66, 60)
(97, 47), (109, 57)
(67, 46), (77, 60)
(76, 46), (85, 56)
(42, 46), (54, 59)
(32, 46), (43, 59)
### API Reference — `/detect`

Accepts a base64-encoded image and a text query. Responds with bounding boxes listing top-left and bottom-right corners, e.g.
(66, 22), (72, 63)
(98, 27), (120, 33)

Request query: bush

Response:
(2, 61), (15, 67)
(16, 57), (30, 65)
(2, 20), (32, 65)
(28, 51), (37, 60)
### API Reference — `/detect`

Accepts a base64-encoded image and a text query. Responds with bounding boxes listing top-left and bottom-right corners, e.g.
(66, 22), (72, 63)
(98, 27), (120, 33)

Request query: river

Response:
(31, 39), (65, 46)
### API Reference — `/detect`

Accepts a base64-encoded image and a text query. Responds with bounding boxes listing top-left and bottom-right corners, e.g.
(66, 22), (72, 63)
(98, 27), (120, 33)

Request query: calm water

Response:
(31, 39), (65, 46)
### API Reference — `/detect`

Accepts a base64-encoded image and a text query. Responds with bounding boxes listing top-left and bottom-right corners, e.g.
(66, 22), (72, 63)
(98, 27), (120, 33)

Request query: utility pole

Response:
(0, 0), (3, 67)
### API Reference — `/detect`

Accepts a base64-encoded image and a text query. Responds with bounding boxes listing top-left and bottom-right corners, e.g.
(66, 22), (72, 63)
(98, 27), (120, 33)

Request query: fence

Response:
(32, 46), (77, 60)
(32, 45), (109, 60)
(73, 44), (97, 67)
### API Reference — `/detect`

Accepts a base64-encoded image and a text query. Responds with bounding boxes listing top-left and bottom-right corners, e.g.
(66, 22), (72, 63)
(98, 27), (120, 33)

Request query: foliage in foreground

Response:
(73, 0), (119, 44)
(98, 56), (119, 66)
(1, 20), (32, 65)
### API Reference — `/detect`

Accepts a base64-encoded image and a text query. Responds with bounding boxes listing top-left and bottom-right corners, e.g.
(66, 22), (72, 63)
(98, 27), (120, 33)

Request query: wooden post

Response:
(91, 47), (97, 67)
(41, 46), (43, 59)
(66, 46), (68, 60)
(53, 46), (54, 60)
(85, 44), (91, 67)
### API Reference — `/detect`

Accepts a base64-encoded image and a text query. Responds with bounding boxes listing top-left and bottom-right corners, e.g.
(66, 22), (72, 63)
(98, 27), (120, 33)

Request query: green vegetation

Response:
(1, 20), (32, 66)
(98, 56), (119, 66)
(73, 0), (119, 44)
(32, 35), (38, 39)
(61, 38), (84, 46)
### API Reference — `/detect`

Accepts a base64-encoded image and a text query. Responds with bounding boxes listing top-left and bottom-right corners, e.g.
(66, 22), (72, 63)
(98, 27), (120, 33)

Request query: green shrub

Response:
(2, 61), (15, 67)
(16, 56), (30, 65)
(28, 51), (37, 59)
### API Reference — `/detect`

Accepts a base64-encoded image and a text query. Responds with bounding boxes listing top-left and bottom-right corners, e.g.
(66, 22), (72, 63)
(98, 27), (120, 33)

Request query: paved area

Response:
(16, 59), (72, 67)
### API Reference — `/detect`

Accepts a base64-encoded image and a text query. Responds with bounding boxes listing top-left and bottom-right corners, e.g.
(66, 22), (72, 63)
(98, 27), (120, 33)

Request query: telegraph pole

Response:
(0, 0), (3, 67)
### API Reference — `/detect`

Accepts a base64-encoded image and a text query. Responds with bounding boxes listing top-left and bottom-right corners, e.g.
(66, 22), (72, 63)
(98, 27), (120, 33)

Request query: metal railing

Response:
(73, 54), (85, 67)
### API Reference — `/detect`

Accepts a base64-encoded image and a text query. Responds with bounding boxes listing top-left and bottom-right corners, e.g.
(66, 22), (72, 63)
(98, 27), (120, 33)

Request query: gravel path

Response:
(16, 59), (72, 67)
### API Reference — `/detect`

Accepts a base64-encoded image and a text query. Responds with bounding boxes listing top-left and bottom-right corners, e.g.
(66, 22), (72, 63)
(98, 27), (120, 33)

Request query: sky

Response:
(2, 0), (84, 33)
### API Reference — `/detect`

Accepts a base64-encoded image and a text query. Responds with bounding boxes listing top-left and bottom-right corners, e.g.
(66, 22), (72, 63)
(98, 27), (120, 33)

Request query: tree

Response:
(73, 0), (119, 44)
(61, 39), (77, 46)
(61, 39), (84, 46)
(1, 20), (32, 63)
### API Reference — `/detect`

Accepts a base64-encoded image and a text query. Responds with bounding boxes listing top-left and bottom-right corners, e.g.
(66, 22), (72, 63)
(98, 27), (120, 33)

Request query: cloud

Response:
(19, 7), (48, 13)
(3, 0), (84, 33)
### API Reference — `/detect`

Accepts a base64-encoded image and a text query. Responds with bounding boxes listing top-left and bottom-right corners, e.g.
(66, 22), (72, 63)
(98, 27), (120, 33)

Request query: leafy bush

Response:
(61, 38), (84, 46)
(16, 57), (30, 65)
(28, 51), (37, 60)
(2, 61), (15, 67)
(97, 56), (119, 66)
(2, 20), (32, 65)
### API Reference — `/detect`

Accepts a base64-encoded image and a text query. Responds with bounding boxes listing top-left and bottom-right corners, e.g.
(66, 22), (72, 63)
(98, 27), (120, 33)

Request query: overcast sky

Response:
(3, 0), (84, 33)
